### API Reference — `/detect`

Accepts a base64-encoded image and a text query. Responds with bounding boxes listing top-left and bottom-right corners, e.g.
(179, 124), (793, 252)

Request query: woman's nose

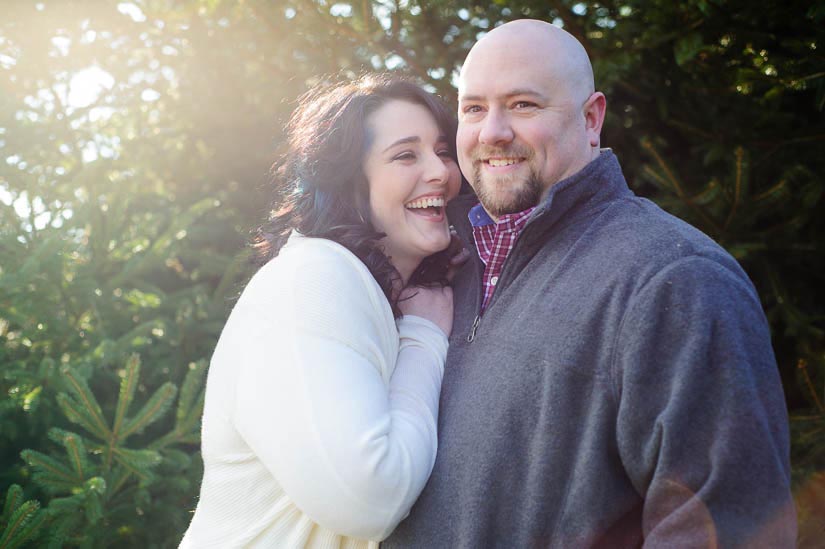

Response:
(424, 153), (451, 185)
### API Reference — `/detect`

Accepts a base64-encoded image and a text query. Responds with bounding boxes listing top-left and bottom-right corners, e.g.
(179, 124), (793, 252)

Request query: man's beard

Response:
(472, 164), (543, 218)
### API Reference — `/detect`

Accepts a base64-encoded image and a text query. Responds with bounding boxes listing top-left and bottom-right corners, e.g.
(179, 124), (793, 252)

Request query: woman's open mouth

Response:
(405, 196), (445, 218)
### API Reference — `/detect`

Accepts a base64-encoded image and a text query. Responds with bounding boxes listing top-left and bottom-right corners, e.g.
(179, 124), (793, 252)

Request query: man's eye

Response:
(463, 105), (483, 114)
(437, 149), (452, 158)
(513, 101), (536, 109)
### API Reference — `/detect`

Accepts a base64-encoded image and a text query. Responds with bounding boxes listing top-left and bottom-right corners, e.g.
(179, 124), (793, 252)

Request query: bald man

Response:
(384, 20), (795, 548)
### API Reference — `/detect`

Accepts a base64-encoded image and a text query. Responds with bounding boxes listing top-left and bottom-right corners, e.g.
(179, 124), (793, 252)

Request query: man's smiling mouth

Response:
(485, 158), (523, 167)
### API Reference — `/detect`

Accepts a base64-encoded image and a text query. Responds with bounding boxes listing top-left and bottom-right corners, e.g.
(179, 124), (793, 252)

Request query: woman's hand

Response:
(399, 285), (454, 337)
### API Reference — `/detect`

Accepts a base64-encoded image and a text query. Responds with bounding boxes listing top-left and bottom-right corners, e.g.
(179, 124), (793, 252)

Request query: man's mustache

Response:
(470, 144), (533, 162)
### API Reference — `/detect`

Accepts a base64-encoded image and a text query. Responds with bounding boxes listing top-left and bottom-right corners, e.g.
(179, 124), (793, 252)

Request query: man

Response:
(385, 19), (796, 547)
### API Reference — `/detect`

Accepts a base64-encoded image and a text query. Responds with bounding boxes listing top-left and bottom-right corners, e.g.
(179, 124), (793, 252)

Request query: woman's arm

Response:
(229, 242), (448, 541)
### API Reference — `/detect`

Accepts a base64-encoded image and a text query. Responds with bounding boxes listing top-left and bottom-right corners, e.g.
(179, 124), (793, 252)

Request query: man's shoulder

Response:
(561, 194), (754, 302)
(595, 195), (736, 267)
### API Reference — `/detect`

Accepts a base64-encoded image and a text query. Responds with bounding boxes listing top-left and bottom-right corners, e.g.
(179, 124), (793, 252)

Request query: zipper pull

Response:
(467, 315), (481, 343)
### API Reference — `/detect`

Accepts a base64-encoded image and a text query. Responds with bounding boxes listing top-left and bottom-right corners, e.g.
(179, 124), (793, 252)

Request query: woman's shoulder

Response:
(234, 233), (398, 365)
(254, 232), (366, 279)
(243, 232), (389, 315)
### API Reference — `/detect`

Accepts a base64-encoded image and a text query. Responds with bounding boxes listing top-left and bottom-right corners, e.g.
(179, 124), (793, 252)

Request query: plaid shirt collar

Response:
(469, 203), (536, 312)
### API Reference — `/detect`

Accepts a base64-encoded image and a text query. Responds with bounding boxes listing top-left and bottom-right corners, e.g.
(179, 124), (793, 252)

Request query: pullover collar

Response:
(526, 149), (632, 236)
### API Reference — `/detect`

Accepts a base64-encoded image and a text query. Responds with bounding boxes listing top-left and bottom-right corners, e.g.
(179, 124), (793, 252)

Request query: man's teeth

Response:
(405, 197), (445, 209)
(487, 158), (520, 167)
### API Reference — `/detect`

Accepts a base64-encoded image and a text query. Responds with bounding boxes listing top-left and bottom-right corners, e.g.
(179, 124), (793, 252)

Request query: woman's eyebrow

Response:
(382, 135), (419, 153)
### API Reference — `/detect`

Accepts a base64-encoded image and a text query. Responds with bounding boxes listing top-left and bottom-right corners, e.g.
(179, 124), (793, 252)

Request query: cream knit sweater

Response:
(179, 233), (448, 548)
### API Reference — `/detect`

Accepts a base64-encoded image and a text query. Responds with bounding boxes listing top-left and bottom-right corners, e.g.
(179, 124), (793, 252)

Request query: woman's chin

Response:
(424, 231), (452, 255)
(385, 228), (452, 272)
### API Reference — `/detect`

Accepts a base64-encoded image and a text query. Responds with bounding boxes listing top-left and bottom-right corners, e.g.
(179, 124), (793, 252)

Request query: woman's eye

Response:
(393, 152), (416, 161)
(437, 149), (452, 158)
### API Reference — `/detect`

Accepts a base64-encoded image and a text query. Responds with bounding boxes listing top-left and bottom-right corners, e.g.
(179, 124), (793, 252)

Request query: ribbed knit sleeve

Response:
(230, 237), (447, 542)
(393, 316), (448, 444)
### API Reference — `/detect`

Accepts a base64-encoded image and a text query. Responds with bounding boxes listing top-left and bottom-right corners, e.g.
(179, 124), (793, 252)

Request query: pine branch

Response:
(151, 360), (207, 450)
(210, 250), (250, 308)
(723, 147), (748, 231)
(20, 450), (81, 494)
(58, 366), (111, 440)
(47, 429), (89, 480)
(55, 395), (110, 442)
(112, 448), (162, 471)
(176, 360), (207, 428)
(44, 494), (85, 546)
(107, 467), (133, 497)
(113, 354), (141, 438)
(107, 198), (218, 288)
(640, 138), (687, 196)
(0, 499), (45, 549)
(83, 493), (103, 526)
(640, 138), (722, 235)
(110, 455), (155, 484)
(119, 383), (177, 439)
(689, 179), (720, 206)
(160, 449), (192, 470)
(798, 359), (825, 414)
(754, 178), (789, 203)
(1, 485), (23, 525)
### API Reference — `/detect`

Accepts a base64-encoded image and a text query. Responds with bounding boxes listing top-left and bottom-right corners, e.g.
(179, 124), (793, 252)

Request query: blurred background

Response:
(1, 0), (823, 546)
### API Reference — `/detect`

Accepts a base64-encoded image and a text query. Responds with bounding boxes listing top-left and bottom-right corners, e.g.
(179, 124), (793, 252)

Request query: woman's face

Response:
(363, 99), (461, 281)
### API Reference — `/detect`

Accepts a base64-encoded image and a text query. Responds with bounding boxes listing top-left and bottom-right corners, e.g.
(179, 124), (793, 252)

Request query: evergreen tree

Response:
(1, 0), (822, 544)
(19, 355), (205, 546)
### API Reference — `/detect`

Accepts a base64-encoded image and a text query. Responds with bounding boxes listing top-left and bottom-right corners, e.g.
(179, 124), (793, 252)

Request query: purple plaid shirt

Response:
(469, 203), (536, 313)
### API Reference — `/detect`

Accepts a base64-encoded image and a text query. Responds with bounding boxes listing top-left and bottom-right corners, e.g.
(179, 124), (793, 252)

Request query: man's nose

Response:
(478, 109), (514, 146)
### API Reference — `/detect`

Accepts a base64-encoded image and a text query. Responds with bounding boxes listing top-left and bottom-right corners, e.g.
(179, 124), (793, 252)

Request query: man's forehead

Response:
(461, 46), (534, 76)
(458, 54), (552, 101)
(459, 46), (551, 85)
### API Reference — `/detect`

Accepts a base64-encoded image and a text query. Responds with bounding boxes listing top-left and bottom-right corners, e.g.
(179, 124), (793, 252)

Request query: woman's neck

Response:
(390, 259), (416, 298)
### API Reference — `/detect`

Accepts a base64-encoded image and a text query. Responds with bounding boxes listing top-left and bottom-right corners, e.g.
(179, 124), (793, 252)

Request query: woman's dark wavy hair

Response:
(254, 73), (458, 317)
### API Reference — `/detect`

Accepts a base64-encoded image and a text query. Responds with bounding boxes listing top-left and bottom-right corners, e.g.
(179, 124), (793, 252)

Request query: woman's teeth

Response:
(405, 197), (445, 209)
(405, 197), (444, 218)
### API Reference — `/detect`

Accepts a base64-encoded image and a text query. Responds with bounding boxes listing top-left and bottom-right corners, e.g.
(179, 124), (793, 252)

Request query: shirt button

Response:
(490, 276), (499, 286)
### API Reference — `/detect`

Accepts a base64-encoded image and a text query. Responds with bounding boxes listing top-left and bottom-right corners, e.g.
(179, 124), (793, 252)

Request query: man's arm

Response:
(613, 255), (796, 547)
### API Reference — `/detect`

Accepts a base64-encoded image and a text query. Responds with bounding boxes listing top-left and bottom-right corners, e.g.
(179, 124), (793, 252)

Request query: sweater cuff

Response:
(397, 315), (449, 363)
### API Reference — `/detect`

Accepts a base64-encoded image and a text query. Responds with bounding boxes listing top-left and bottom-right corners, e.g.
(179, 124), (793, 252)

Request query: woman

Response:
(180, 74), (462, 548)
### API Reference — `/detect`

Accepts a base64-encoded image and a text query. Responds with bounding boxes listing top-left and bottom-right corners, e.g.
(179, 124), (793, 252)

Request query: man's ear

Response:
(583, 92), (606, 148)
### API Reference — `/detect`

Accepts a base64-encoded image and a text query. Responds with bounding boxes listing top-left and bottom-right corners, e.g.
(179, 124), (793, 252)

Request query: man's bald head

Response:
(460, 19), (595, 106)
(456, 19), (606, 218)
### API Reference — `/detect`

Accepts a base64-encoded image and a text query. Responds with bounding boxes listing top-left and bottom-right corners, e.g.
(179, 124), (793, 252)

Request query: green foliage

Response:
(17, 355), (204, 547)
(0, 485), (46, 549)
(0, 0), (822, 545)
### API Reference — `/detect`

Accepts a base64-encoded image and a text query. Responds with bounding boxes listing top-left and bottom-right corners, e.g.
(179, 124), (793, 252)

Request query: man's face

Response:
(457, 48), (594, 218)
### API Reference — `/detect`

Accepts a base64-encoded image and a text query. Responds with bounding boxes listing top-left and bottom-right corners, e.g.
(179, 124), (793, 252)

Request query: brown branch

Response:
(798, 359), (825, 414)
